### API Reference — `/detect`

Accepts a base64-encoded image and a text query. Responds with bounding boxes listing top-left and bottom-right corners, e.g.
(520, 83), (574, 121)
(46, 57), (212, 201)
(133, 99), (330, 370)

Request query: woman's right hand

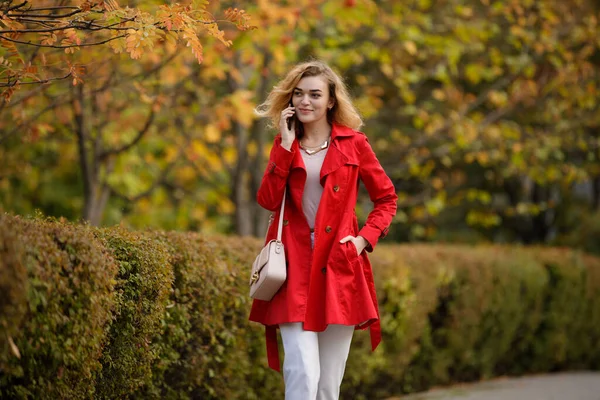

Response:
(280, 104), (295, 151)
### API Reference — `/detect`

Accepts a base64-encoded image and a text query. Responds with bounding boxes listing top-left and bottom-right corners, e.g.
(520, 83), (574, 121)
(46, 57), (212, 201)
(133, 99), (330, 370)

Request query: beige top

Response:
(300, 147), (328, 230)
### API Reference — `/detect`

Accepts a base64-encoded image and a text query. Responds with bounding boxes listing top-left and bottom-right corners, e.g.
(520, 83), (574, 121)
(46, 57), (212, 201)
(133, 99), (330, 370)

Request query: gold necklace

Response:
(300, 136), (330, 155)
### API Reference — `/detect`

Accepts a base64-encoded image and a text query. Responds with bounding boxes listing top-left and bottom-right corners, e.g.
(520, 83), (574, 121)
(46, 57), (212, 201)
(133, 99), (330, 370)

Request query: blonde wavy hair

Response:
(255, 60), (363, 133)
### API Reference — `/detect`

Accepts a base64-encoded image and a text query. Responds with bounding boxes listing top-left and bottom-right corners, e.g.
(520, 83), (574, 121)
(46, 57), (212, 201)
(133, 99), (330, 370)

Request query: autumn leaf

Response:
(8, 336), (20, 359)
(40, 32), (58, 46)
(103, 0), (120, 12)
(182, 27), (204, 63)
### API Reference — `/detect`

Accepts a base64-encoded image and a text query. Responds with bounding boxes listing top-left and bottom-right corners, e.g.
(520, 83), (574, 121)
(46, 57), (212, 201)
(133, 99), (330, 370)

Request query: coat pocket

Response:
(344, 240), (361, 262)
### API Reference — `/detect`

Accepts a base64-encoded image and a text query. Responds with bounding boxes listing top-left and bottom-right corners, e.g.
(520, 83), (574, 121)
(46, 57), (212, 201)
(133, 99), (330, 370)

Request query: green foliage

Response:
(0, 215), (28, 377)
(132, 231), (273, 399)
(524, 248), (600, 370)
(0, 214), (118, 399)
(1, 214), (600, 399)
(2, 0), (598, 242)
(554, 210), (600, 257)
(93, 226), (173, 399)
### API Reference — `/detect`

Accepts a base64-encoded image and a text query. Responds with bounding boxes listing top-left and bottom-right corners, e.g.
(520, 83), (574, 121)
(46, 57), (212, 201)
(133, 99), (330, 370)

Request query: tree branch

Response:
(175, 131), (232, 198)
(106, 147), (183, 203)
(0, 71), (72, 87)
(0, 50), (180, 142)
(99, 106), (156, 159)
(0, 33), (127, 48)
(7, 5), (81, 12)
(4, 1), (28, 13)
(0, 17), (136, 33)
(7, 10), (90, 18)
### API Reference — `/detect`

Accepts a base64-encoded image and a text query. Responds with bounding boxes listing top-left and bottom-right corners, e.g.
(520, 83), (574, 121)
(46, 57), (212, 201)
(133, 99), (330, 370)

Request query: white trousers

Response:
(280, 322), (354, 400)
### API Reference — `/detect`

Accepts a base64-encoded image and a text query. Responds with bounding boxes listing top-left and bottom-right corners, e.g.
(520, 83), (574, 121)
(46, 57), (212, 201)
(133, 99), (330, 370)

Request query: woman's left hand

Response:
(339, 235), (369, 256)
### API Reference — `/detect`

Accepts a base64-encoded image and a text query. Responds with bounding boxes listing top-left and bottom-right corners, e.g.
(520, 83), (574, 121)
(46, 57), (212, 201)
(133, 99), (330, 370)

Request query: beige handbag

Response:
(249, 188), (287, 301)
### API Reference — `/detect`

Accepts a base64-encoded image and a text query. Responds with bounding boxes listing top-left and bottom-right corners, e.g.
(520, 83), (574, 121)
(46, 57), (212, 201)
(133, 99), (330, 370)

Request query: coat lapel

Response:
(319, 142), (347, 182)
(289, 139), (306, 171)
(287, 124), (356, 208)
(320, 124), (355, 183)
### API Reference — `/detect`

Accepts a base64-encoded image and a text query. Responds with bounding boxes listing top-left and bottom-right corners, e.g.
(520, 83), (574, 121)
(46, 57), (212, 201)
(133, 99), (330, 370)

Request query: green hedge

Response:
(0, 214), (117, 399)
(1, 213), (599, 399)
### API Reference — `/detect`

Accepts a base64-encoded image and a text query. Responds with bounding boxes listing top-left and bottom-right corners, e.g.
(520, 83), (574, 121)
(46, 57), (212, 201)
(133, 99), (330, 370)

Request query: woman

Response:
(250, 60), (397, 400)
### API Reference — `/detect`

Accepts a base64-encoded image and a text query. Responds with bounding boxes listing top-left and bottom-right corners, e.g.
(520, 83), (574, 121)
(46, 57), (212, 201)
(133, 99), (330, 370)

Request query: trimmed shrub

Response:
(524, 248), (600, 371)
(341, 244), (599, 397)
(132, 231), (276, 400)
(0, 215), (28, 379)
(93, 226), (173, 399)
(0, 215), (117, 399)
(1, 213), (600, 399)
(554, 211), (600, 256)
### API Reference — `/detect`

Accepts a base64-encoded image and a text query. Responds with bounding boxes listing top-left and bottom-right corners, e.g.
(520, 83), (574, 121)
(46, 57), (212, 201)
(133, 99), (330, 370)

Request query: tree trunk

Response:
(249, 118), (271, 238)
(73, 83), (111, 226)
(232, 119), (254, 236)
(230, 49), (273, 237)
(531, 182), (551, 243)
(249, 50), (273, 237)
(89, 158), (116, 226)
(593, 176), (600, 211)
(502, 176), (528, 243)
(73, 83), (98, 224)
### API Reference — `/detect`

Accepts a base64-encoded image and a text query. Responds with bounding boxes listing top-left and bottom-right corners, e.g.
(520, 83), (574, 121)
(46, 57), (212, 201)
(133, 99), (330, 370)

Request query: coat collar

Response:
(330, 123), (356, 140)
(289, 123), (357, 176)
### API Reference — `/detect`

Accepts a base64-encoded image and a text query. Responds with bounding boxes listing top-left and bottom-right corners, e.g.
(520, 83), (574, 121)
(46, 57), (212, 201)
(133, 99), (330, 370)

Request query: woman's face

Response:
(292, 75), (334, 127)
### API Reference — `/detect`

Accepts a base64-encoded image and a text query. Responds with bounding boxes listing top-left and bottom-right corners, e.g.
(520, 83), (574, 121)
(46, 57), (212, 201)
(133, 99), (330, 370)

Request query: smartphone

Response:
(287, 100), (295, 130)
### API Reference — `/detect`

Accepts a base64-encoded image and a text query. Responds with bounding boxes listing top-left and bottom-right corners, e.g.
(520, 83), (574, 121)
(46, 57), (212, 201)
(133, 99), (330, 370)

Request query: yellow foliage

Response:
(165, 147), (179, 163)
(204, 124), (220, 143)
(404, 41), (418, 55)
(228, 90), (256, 128)
(380, 63), (394, 78)
(218, 198), (235, 214)
(488, 90), (508, 107)
(424, 116), (445, 136)
(223, 148), (237, 165)
(476, 152), (490, 165)
(432, 89), (446, 101)
(354, 96), (380, 119)
(247, 141), (258, 158)
(176, 166), (197, 184)
(466, 210), (501, 227)
(516, 202), (529, 215)
(484, 125), (502, 141)
(137, 198), (151, 213)
(192, 204), (206, 221)
(401, 90), (416, 105)
(432, 177), (444, 190)
(206, 152), (222, 171)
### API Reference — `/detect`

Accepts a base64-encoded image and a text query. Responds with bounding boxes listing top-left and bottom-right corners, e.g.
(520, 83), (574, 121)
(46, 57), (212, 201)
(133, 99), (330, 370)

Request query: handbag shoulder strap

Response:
(276, 187), (286, 242)
(264, 187), (287, 243)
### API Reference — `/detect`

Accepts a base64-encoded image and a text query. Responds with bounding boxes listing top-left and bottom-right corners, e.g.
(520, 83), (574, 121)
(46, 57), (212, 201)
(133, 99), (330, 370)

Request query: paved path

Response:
(387, 372), (600, 400)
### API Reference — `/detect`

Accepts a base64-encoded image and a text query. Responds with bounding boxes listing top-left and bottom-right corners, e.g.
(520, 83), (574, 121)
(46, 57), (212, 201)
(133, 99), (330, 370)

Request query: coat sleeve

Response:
(256, 134), (295, 211)
(357, 134), (398, 252)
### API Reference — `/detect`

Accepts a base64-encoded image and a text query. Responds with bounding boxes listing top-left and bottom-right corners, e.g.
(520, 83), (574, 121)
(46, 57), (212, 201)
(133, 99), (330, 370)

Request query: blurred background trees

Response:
(1, 0), (599, 250)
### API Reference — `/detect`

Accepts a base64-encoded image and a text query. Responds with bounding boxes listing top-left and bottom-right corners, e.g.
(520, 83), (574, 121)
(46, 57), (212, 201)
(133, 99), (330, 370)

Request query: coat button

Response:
(283, 219), (289, 226)
(321, 267), (327, 274)
(325, 226), (332, 233)
(333, 185), (340, 192)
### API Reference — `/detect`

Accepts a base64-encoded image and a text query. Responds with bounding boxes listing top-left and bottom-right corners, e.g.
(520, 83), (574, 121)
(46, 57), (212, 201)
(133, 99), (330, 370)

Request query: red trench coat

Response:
(249, 123), (398, 371)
